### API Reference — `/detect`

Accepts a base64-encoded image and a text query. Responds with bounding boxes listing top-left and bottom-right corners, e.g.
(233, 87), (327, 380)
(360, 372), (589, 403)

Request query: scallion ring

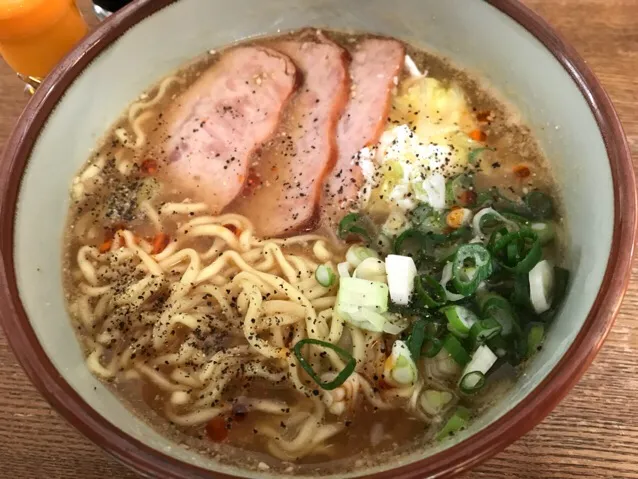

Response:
(441, 334), (470, 366)
(491, 229), (542, 274)
(452, 244), (494, 296)
(526, 322), (545, 358)
(436, 407), (471, 441)
(338, 213), (371, 242)
(292, 339), (356, 391)
(479, 293), (519, 337)
(459, 371), (486, 394)
(469, 317), (502, 345)
(414, 274), (447, 308)
(315, 264), (335, 287)
(441, 305), (478, 338)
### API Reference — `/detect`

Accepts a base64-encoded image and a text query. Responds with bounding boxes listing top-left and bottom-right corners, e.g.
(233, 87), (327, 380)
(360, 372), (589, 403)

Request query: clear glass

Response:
(92, 3), (111, 20)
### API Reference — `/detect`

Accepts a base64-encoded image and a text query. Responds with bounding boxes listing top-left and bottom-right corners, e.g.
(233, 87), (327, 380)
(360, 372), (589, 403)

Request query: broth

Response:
(63, 29), (566, 474)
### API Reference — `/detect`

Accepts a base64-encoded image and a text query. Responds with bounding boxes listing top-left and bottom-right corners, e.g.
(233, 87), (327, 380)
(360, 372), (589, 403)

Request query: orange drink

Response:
(0, 0), (88, 79)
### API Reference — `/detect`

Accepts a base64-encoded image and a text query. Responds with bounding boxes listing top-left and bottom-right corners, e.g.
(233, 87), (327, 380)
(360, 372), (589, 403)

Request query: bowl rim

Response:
(0, 0), (635, 478)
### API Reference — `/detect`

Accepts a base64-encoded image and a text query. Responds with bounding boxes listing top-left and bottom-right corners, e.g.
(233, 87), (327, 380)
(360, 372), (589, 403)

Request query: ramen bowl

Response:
(0, 0), (635, 477)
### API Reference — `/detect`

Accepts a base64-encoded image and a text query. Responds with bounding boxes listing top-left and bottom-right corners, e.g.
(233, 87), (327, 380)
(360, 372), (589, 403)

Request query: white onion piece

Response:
(529, 260), (554, 314)
(337, 262), (351, 278)
(440, 262), (464, 301)
(460, 345), (498, 389)
(472, 207), (515, 237)
(385, 254), (417, 305)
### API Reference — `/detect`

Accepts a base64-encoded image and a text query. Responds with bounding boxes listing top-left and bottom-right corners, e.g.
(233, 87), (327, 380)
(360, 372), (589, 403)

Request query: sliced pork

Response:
(156, 46), (297, 213)
(321, 38), (405, 226)
(230, 37), (350, 237)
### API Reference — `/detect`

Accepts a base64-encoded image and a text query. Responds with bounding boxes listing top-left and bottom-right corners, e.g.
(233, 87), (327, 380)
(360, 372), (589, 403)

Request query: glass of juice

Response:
(0, 0), (88, 87)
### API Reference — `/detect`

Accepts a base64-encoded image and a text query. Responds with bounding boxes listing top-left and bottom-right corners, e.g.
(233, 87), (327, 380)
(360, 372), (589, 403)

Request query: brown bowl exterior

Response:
(0, 0), (635, 478)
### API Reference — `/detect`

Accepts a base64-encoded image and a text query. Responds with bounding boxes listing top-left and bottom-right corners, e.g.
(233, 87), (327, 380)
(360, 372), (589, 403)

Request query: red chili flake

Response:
(223, 224), (241, 236)
(98, 239), (113, 254)
(206, 417), (228, 442)
(150, 233), (170, 254)
(140, 158), (158, 175)
(459, 190), (477, 206)
(513, 164), (531, 179)
(469, 130), (487, 142)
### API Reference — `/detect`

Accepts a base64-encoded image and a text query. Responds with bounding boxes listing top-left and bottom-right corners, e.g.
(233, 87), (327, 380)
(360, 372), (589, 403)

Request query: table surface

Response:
(1, 1), (637, 478)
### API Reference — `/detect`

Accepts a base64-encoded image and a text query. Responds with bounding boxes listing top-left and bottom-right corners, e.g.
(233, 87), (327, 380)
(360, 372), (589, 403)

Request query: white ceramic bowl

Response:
(0, 1), (635, 478)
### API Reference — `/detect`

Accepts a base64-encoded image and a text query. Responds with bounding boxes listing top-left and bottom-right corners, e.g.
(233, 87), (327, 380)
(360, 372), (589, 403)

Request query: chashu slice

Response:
(321, 38), (406, 226)
(155, 46), (298, 213)
(231, 36), (350, 237)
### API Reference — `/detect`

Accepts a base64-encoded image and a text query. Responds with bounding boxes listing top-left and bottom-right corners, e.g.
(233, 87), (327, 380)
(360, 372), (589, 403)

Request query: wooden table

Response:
(1, 1), (637, 478)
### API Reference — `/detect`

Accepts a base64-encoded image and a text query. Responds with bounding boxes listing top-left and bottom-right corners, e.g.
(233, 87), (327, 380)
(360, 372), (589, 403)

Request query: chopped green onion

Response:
(490, 229), (542, 274)
(420, 390), (454, 416)
(384, 340), (418, 386)
(437, 406), (471, 441)
(530, 221), (555, 245)
(409, 204), (446, 234)
(524, 191), (554, 220)
(479, 293), (519, 337)
(442, 305), (478, 338)
(526, 322), (545, 357)
(346, 245), (378, 268)
(472, 207), (517, 237)
(393, 228), (429, 256)
(452, 244), (494, 296)
(338, 305), (387, 332)
(335, 277), (390, 332)
(529, 259), (554, 314)
(511, 274), (533, 310)
(338, 213), (371, 242)
(292, 338), (356, 390)
(414, 275), (447, 308)
(459, 344), (497, 393)
(442, 334), (470, 366)
(459, 371), (486, 394)
(406, 319), (428, 359)
(315, 265), (335, 287)
(469, 317), (502, 344)
(440, 262), (465, 302)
